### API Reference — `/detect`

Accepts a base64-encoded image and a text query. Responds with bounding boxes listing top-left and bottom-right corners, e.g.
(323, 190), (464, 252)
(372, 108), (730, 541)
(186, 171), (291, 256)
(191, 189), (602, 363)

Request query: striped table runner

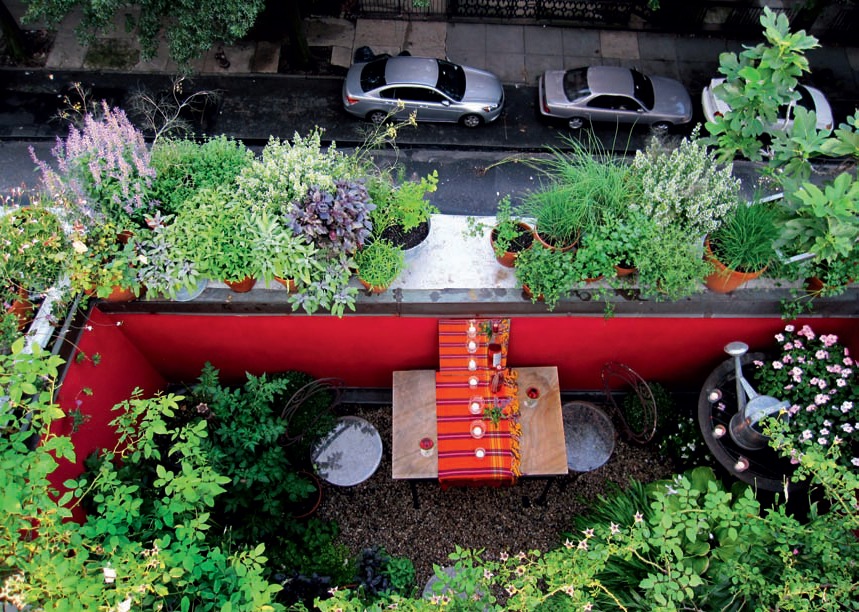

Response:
(436, 319), (520, 487)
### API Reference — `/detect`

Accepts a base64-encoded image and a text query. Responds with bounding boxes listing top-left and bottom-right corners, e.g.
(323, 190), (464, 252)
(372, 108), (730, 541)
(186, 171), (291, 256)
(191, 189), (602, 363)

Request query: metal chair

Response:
(600, 361), (658, 445)
(280, 377), (345, 447)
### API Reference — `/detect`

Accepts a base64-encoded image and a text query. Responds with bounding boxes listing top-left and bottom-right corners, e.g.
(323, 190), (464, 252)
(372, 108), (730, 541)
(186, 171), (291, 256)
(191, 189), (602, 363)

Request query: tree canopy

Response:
(23, 0), (265, 67)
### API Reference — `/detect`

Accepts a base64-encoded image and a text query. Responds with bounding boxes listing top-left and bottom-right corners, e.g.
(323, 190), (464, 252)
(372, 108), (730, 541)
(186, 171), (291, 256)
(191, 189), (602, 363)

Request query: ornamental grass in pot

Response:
(704, 199), (780, 293)
(518, 135), (634, 251)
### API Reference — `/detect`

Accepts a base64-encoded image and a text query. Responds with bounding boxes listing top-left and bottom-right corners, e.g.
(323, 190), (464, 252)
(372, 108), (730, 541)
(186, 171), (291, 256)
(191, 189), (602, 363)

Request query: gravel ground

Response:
(315, 404), (674, 587)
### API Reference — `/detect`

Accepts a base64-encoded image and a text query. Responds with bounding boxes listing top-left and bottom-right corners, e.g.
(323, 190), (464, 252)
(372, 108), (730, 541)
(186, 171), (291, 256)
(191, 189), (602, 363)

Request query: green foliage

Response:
(634, 223), (711, 301)
(355, 239), (405, 290)
(0, 196), (69, 297)
(23, 0), (266, 68)
(0, 342), (284, 610)
(368, 169), (439, 235)
(0, 310), (21, 354)
(150, 136), (255, 215)
(514, 244), (577, 311)
(704, 7), (819, 162)
(67, 221), (142, 297)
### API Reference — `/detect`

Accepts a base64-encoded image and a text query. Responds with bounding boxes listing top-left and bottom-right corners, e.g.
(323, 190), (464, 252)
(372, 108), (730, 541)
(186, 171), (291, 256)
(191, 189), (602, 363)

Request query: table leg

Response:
(409, 481), (421, 510)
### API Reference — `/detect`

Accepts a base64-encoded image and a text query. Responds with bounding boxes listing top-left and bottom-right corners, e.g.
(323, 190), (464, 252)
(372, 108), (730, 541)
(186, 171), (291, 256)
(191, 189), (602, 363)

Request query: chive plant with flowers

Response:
(754, 324), (859, 470)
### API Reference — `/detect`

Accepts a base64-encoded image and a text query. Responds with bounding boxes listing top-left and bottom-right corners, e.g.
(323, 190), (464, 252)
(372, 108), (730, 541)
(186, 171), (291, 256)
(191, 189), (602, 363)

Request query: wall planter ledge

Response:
(96, 215), (859, 320)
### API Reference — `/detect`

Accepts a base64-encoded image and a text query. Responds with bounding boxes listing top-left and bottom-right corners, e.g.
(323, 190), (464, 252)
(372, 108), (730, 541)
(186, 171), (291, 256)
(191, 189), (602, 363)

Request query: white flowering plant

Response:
(630, 127), (741, 236)
(754, 324), (859, 470)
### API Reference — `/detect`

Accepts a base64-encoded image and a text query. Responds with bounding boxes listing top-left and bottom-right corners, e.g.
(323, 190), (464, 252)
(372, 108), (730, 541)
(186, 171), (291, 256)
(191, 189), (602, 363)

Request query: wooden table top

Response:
(391, 366), (568, 480)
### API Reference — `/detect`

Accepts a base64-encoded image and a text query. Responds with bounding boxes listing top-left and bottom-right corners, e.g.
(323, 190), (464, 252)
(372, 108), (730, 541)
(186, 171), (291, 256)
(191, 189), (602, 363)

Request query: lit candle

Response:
(713, 424), (726, 439)
(469, 398), (482, 415)
(466, 340), (478, 353)
(708, 389), (723, 403)
(475, 447), (486, 459)
(467, 320), (478, 338)
(468, 376), (480, 388)
(468, 359), (477, 371)
(735, 457), (750, 472)
(472, 425), (483, 437)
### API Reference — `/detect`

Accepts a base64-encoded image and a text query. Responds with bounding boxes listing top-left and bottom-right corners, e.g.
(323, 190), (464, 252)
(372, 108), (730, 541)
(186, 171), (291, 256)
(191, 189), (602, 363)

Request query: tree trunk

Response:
(0, 0), (27, 62)
(285, 0), (311, 69)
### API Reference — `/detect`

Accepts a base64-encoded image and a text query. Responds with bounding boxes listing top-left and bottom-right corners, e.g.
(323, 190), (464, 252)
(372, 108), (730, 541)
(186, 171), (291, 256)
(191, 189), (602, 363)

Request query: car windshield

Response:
(436, 60), (466, 101)
(630, 69), (654, 110)
(562, 68), (590, 101)
(360, 58), (388, 92)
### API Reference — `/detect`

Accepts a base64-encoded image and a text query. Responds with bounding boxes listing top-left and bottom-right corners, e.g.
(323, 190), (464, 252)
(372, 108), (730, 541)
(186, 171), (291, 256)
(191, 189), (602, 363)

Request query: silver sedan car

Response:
(342, 56), (505, 128)
(538, 66), (693, 133)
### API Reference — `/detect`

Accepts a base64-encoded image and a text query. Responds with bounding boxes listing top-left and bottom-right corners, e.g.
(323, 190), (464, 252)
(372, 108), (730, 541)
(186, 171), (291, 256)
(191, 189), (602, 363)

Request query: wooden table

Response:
(392, 366), (568, 481)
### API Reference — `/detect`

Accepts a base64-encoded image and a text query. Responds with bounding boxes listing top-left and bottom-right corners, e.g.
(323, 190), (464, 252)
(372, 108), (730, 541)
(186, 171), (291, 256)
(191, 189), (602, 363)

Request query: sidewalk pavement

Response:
(8, 0), (859, 100)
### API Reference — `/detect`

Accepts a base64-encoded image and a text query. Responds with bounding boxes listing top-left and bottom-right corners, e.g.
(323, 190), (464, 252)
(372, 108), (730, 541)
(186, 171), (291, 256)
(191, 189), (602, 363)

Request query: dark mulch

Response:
(315, 404), (674, 587)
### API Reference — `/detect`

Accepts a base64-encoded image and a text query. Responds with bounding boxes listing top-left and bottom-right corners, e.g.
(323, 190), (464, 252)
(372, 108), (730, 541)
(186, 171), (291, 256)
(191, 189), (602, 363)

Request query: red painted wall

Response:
(54, 310), (857, 487)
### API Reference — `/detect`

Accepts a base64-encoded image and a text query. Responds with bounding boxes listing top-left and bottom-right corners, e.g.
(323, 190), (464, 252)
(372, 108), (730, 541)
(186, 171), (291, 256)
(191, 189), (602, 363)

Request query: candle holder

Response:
(523, 386), (541, 409)
(419, 437), (435, 457)
(466, 319), (478, 339)
(707, 388), (723, 403)
(470, 420), (486, 439)
(468, 375), (480, 389)
(467, 358), (478, 371)
(466, 339), (478, 354)
(474, 447), (486, 459)
(734, 456), (750, 472)
(468, 396), (483, 415)
(713, 424), (727, 439)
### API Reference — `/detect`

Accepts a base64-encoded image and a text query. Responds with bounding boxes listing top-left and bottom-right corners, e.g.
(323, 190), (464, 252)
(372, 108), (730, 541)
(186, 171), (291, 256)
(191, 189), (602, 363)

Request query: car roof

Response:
(384, 56), (439, 87)
(586, 66), (634, 97)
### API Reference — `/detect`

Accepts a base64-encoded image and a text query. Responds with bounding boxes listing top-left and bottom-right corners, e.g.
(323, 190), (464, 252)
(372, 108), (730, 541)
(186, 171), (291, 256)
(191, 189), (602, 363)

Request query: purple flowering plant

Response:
(754, 324), (859, 469)
(30, 102), (156, 229)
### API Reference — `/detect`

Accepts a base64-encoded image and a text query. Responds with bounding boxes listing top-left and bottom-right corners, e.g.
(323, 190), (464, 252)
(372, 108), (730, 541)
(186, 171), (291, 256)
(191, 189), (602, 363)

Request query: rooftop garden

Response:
(1, 8), (857, 611)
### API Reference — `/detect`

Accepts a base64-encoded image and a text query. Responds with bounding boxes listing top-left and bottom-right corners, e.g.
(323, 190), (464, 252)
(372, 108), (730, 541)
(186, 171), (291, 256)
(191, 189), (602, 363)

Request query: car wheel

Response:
(461, 114), (483, 128)
(651, 122), (671, 135)
(368, 111), (387, 125)
(568, 117), (584, 130)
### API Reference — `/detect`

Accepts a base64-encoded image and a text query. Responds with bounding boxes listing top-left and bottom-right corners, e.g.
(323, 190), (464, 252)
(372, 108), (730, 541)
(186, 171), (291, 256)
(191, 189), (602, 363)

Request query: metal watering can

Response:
(725, 341), (790, 451)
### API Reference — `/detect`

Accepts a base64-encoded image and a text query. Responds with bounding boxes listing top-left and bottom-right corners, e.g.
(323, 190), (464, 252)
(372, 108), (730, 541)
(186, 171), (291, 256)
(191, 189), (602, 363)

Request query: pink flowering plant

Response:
(754, 324), (859, 470)
(30, 102), (157, 229)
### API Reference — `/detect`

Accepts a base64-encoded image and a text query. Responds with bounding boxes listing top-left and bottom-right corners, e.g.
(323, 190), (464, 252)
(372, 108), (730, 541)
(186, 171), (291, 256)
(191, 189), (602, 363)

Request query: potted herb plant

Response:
(67, 221), (143, 301)
(170, 187), (259, 292)
(0, 196), (69, 314)
(704, 199), (780, 293)
(368, 169), (439, 258)
(354, 239), (405, 294)
(634, 223), (711, 302)
(465, 196), (533, 268)
(513, 243), (578, 311)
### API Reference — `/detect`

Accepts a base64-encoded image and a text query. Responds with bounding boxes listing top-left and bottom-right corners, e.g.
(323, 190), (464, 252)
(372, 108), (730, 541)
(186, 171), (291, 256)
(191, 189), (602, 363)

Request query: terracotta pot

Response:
(521, 284), (544, 303)
(5, 285), (33, 330)
(583, 275), (604, 283)
(224, 277), (256, 293)
(703, 238), (765, 294)
(490, 222), (534, 268)
(359, 278), (388, 294)
(103, 286), (137, 302)
(273, 276), (298, 293)
(532, 226), (578, 252)
(614, 264), (636, 277)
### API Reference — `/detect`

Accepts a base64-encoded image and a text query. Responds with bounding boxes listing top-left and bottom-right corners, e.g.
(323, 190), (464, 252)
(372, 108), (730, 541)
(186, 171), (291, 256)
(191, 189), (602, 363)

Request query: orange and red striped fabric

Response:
(436, 319), (520, 487)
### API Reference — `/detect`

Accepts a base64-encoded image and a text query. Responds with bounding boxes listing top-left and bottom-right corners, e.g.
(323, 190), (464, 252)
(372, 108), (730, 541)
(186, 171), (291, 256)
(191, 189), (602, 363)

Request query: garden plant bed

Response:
(315, 404), (674, 586)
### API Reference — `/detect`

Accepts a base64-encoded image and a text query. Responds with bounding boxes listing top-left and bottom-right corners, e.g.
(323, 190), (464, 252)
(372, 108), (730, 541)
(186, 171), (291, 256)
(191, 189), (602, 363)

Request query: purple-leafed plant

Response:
(30, 101), (156, 228)
(286, 179), (375, 255)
